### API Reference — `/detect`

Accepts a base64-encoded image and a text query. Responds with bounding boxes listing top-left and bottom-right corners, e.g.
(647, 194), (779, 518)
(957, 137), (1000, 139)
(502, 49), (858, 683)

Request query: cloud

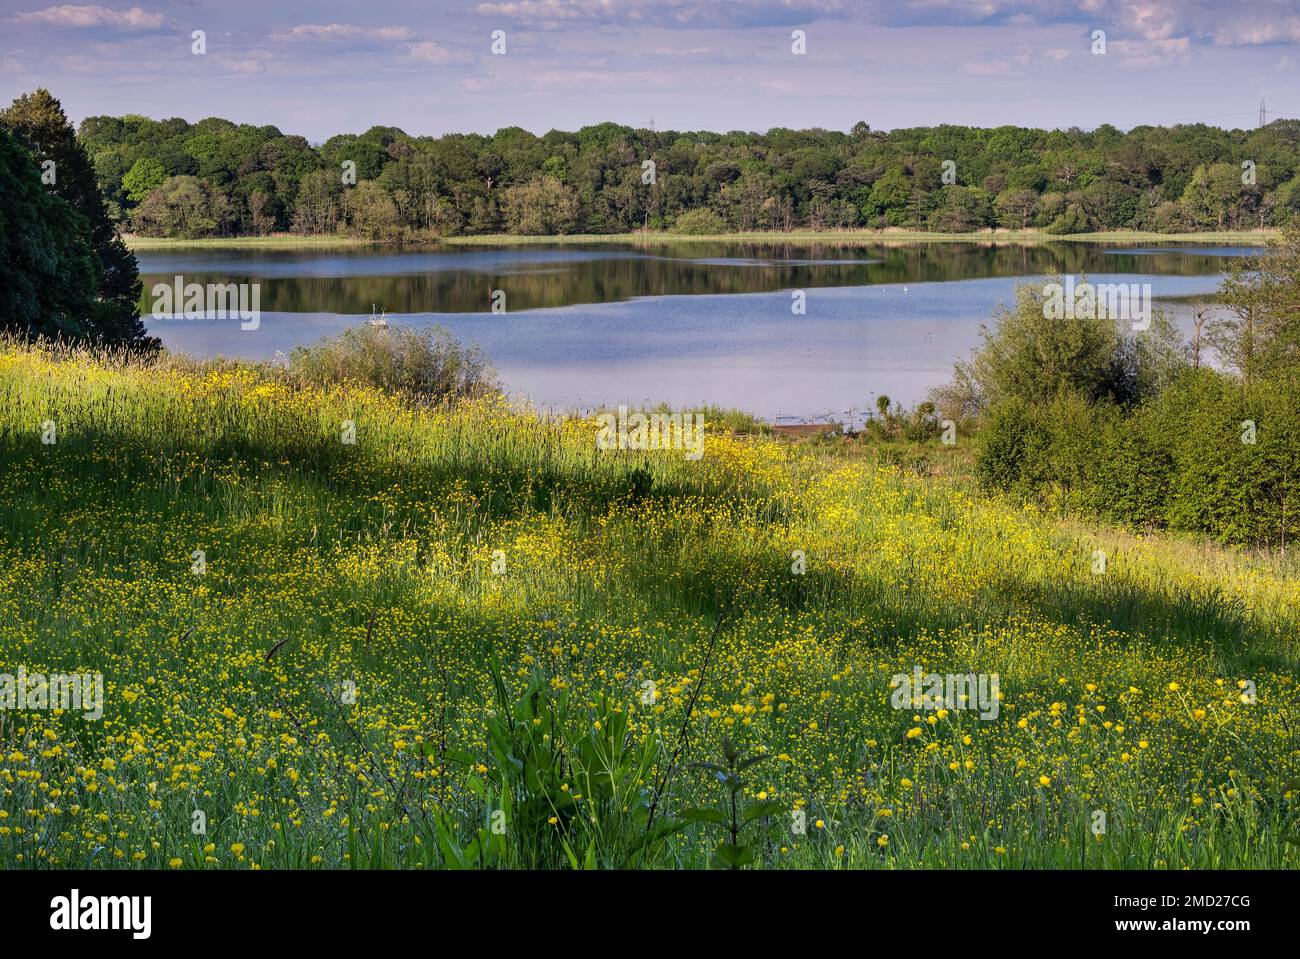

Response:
(1123, 1), (1180, 41)
(1108, 35), (1190, 65)
(528, 67), (672, 88)
(406, 40), (455, 62)
(12, 4), (164, 29)
(463, 0), (1300, 50)
(961, 43), (1073, 76)
(277, 22), (470, 68)
(472, 0), (856, 29)
(1041, 1), (1300, 49)
(1211, 18), (1300, 46)
(283, 23), (412, 41)
(963, 58), (1014, 75)
(641, 45), (719, 57)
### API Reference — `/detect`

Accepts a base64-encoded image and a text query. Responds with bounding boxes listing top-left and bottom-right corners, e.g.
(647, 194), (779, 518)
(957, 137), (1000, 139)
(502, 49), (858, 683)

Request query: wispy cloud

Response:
(406, 40), (456, 62)
(281, 23), (413, 41)
(464, 0), (1300, 50)
(473, 0), (855, 28)
(961, 43), (1073, 76)
(12, 4), (164, 29)
(528, 67), (672, 88)
(1211, 18), (1300, 46)
(1110, 35), (1191, 66)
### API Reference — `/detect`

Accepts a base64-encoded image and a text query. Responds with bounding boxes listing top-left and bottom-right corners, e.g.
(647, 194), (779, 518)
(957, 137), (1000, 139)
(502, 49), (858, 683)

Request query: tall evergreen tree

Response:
(1, 89), (154, 348)
(0, 127), (100, 339)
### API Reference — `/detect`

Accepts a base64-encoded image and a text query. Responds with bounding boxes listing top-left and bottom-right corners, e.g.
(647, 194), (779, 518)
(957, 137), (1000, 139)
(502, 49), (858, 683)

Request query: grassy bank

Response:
(124, 229), (1278, 252)
(1, 340), (1297, 869)
(124, 234), (391, 251)
(443, 229), (1277, 247)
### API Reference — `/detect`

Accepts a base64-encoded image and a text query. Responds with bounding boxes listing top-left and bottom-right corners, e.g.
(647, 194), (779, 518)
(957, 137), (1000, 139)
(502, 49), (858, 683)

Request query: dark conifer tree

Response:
(0, 126), (101, 339)
(1, 89), (154, 349)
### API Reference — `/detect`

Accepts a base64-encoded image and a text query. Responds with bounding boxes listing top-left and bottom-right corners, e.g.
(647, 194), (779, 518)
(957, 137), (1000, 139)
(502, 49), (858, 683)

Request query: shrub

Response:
(971, 281), (1121, 406)
(926, 361), (983, 423)
(963, 280), (1185, 410)
(977, 367), (1300, 547)
(1044, 205), (1090, 234)
(976, 390), (1112, 507)
(289, 323), (496, 404)
(671, 208), (727, 235)
(975, 397), (1033, 494)
(1087, 407), (1173, 529)
(1142, 368), (1300, 546)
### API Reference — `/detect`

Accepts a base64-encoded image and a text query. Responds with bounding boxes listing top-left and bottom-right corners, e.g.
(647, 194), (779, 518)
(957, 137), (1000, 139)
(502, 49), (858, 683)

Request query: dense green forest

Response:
(75, 102), (1300, 239)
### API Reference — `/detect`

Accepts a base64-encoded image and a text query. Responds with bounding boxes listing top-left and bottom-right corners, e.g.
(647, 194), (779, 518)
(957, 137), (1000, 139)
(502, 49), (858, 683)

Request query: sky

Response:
(1, 0), (1298, 140)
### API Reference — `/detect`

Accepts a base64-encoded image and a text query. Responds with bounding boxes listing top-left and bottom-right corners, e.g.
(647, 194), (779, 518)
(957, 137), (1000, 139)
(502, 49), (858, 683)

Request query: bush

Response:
(971, 281), (1121, 406)
(976, 368), (1300, 547)
(976, 391), (1113, 507)
(974, 398), (1032, 493)
(963, 279), (1185, 410)
(289, 323), (496, 404)
(1044, 205), (1090, 234)
(1140, 368), (1300, 546)
(926, 362), (983, 423)
(965, 233), (1300, 547)
(1087, 407), (1173, 528)
(671, 208), (727, 235)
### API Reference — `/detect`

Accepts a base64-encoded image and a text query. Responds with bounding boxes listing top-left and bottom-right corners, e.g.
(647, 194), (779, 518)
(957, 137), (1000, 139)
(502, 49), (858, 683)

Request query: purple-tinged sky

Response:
(2, 0), (1298, 139)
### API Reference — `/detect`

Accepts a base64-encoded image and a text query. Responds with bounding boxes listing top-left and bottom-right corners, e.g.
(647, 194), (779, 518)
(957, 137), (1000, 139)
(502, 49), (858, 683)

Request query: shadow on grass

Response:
(2, 424), (1287, 675)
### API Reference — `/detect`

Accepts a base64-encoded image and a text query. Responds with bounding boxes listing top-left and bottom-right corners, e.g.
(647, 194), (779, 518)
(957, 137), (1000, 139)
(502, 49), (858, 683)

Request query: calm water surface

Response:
(139, 241), (1252, 421)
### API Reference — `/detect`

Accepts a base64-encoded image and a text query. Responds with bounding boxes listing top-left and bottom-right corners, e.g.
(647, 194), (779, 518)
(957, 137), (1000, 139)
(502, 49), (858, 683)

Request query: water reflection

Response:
(138, 241), (1252, 315)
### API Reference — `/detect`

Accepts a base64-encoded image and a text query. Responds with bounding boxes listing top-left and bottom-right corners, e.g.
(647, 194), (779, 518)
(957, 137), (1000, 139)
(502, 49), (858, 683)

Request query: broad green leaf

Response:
(679, 807), (728, 825)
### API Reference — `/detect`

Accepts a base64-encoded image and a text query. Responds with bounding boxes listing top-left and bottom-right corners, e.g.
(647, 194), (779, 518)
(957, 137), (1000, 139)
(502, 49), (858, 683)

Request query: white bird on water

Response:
(369, 304), (388, 328)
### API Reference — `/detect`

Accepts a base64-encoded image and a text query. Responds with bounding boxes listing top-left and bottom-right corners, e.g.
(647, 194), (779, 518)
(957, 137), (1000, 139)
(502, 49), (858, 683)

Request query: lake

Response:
(139, 241), (1252, 422)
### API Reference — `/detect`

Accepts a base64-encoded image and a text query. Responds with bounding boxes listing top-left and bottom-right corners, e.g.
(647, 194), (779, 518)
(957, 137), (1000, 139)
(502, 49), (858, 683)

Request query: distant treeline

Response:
(78, 108), (1300, 239)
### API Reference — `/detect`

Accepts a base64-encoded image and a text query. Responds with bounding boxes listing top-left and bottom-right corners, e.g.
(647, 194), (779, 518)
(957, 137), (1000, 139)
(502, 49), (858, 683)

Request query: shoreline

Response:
(125, 228), (1277, 252)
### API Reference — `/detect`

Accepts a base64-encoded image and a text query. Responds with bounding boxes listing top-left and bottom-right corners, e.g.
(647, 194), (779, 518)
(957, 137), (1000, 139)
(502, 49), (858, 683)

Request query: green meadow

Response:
(0, 338), (1296, 869)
